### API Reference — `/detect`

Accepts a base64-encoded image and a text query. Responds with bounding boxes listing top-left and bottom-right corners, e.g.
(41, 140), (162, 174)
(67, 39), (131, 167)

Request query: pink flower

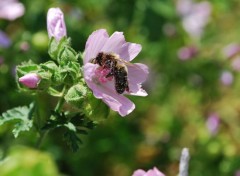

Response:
(0, 0), (25, 21)
(132, 167), (165, 176)
(222, 43), (240, 59)
(177, 0), (211, 39)
(206, 113), (220, 136)
(19, 73), (41, 89)
(220, 71), (233, 86)
(83, 29), (148, 117)
(177, 46), (198, 60)
(47, 8), (67, 41)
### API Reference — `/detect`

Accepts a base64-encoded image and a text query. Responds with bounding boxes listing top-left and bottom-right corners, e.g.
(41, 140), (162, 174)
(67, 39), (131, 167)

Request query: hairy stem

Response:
(36, 86), (67, 148)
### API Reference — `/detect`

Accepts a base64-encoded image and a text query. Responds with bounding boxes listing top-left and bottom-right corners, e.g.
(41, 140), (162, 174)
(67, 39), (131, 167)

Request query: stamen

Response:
(94, 67), (113, 83)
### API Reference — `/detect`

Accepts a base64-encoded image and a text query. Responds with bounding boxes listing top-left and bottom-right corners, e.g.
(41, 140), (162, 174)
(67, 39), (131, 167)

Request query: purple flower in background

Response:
(235, 170), (240, 176)
(0, 30), (11, 48)
(132, 167), (165, 176)
(206, 113), (220, 135)
(83, 29), (148, 116)
(47, 8), (67, 41)
(0, 0), (25, 21)
(177, 0), (211, 39)
(220, 71), (233, 86)
(19, 73), (41, 89)
(222, 43), (240, 59)
(177, 46), (198, 60)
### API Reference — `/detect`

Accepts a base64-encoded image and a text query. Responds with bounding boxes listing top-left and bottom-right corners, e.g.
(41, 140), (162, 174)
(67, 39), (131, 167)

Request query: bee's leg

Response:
(106, 70), (114, 78)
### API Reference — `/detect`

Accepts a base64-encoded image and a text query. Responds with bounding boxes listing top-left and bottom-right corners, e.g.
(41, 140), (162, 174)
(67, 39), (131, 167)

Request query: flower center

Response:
(94, 67), (113, 84)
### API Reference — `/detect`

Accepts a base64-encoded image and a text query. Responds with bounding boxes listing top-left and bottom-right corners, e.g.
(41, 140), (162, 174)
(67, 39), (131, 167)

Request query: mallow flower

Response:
(0, 0), (25, 21)
(132, 167), (165, 176)
(19, 73), (41, 89)
(176, 0), (211, 39)
(47, 8), (67, 41)
(83, 29), (148, 117)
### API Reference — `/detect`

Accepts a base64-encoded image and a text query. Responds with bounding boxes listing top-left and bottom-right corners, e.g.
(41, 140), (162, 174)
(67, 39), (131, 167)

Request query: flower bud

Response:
(19, 73), (41, 88)
(47, 8), (66, 41)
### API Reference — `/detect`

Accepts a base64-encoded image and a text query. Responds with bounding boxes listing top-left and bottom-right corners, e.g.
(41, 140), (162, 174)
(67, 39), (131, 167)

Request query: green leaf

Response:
(0, 104), (34, 138)
(63, 130), (82, 152)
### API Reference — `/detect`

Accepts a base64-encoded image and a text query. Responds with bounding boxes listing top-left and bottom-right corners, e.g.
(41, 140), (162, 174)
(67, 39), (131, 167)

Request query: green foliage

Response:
(0, 146), (60, 176)
(0, 104), (34, 138)
(64, 83), (88, 107)
(2, 0), (240, 176)
(42, 111), (96, 152)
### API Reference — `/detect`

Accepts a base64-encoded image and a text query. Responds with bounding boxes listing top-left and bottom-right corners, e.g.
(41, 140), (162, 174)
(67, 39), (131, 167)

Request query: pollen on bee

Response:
(94, 67), (113, 83)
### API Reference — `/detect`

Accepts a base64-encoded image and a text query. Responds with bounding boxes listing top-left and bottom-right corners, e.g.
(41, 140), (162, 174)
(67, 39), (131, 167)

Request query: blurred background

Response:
(1, 0), (240, 175)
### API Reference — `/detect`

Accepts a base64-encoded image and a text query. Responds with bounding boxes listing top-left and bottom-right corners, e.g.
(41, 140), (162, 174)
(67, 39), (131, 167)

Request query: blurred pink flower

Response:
(19, 73), (40, 89)
(47, 8), (67, 41)
(132, 167), (165, 176)
(0, 0), (25, 21)
(0, 30), (11, 48)
(206, 113), (220, 135)
(177, 46), (198, 60)
(222, 43), (240, 59)
(235, 170), (240, 176)
(83, 29), (148, 116)
(177, 0), (211, 39)
(220, 71), (233, 86)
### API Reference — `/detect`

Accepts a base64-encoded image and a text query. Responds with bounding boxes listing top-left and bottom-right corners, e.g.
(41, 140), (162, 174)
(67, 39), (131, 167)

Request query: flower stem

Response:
(179, 148), (190, 176)
(55, 86), (66, 112)
(36, 86), (67, 148)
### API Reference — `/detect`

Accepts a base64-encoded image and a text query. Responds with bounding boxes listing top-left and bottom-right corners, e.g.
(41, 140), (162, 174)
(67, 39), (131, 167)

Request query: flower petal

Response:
(146, 167), (165, 176)
(127, 63), (149, 96)
(83, 63), (135, 116)
(101, 31), (126, 55)
(120, 42), (142, 62)
(84, 29), (109, 64)
(0, 1), (25, 21)
(132, 169), (146, 176)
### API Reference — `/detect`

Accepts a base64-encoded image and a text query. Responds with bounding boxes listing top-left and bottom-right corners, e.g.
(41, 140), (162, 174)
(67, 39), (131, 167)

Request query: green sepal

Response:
(64, 83), (88, 108)
(59, 61), (81, 85)
(16, 61), (39, 77)
(47, 87), (63, 97)
(36, 71), (52, 90)
(83, 93), (110, 122)
(48, 37), (69, 61)
(40, 61), (63, 85)
(58, 45), (78, 65)
(40, 61), (58, 73)
(16, 61), (40, 89)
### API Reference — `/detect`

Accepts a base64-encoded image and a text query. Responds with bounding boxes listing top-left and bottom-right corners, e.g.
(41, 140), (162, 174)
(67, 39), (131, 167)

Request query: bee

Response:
(91, 52), (129, 94)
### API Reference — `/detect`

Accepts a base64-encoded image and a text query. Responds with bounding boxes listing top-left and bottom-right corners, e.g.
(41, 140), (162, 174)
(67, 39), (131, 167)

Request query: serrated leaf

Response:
(63, 131), (82, 152)
(0, 104), (34, 138)
(76, 129), (88, 135)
